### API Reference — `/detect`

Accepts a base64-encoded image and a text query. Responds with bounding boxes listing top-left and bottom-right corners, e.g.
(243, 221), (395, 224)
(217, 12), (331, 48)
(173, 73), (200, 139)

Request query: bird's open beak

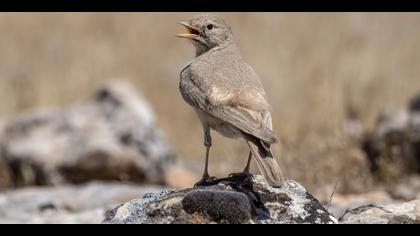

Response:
(176, 21), (200, 40)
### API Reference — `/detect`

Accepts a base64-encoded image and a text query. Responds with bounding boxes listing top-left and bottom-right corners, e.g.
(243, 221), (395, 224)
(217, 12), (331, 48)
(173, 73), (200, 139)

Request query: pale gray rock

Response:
(0, 81), (175, 187)
(362, 108), (420, 179)
(103, 175), (338, 224)
(340, 200), (420, 224)
(388, 175), (420, 201)
(0, 181), (166, 224)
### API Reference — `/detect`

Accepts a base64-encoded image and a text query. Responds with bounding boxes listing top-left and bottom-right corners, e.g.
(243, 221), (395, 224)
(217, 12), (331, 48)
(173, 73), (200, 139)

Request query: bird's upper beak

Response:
(176, 21), (200, 40)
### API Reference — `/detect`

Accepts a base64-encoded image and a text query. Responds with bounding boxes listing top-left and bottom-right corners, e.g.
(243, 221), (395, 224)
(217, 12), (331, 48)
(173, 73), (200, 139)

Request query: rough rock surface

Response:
(322, 191), (395, 219)
(0, 181), (166, 224)
(103, 175), (338, 224)
(0, 81), (175, 187)
(340, 200), (420, 224)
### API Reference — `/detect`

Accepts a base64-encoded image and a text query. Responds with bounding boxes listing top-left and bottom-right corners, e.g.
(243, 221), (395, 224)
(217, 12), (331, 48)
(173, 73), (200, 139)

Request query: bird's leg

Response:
(194, 126), (217, 187)
(228, 151), (253, 180)
(202, 126), (212, 179)
(243, 151), (252, 173)
(202, 146), (211, 179)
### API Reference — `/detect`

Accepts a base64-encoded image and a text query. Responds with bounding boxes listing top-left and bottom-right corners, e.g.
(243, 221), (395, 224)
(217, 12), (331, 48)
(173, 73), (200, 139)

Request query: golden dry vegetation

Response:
(1, 13), (420, 194)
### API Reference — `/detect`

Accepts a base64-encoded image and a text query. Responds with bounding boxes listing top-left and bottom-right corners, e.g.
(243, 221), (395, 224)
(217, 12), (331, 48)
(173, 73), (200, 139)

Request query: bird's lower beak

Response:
(176, 21), (200, 40)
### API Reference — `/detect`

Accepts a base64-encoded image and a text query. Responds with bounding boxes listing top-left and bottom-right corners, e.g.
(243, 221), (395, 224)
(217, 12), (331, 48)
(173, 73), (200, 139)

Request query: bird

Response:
(176, 14), (285, 187)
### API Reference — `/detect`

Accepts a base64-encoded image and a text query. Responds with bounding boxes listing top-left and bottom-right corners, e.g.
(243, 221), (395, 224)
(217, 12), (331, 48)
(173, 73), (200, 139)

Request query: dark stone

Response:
(182, 189), (252, 224)
(193, 173), (270, 219)
(409, 93), (420, 112)
(361, 134), (381, 173)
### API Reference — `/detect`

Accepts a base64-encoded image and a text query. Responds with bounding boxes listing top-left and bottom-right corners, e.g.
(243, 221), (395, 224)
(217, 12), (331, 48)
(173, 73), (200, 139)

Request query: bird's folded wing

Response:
(180, 72), (278, 144)
(212, 105), (278, 144)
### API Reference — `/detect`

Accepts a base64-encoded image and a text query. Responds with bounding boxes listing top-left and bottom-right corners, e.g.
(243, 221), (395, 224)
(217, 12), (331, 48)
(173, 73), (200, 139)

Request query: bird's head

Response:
(176, 14), (234, 55)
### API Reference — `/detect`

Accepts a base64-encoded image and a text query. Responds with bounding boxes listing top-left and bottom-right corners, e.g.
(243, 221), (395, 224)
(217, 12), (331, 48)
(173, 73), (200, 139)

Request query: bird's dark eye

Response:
(207, 24), (214, 30)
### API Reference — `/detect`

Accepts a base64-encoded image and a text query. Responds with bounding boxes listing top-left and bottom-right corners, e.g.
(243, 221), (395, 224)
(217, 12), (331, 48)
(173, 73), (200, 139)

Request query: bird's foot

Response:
(194, 176), (218, 187)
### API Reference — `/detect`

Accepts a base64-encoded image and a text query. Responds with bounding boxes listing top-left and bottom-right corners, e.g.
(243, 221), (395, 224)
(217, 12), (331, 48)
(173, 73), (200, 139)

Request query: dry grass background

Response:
(1, 13), (420, 194)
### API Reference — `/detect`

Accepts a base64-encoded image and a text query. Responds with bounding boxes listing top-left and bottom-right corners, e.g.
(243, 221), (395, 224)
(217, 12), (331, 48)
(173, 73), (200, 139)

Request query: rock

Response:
(103, 175), (338, 224)
(0, 81), (175, 187)
(361, 107), (420, 182)
(388, 175), (420, 201)
(409, 93), (420, 112)
(322, 191), (395, 219)
(340, 200), (420, 224)
(0, 181), (166, 224)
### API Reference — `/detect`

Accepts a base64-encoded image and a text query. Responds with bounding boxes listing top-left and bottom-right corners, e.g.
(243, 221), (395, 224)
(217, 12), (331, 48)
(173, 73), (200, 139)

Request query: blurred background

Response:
(1, 13), (420, 223)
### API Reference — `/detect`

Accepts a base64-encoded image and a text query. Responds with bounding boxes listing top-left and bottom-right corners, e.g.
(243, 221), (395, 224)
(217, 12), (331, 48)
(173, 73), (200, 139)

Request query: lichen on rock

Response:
(103, 174), (338, 224)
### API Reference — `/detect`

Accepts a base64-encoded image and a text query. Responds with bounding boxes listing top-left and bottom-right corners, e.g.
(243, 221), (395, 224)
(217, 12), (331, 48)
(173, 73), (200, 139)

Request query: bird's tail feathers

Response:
(246, 136), (285, 187)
